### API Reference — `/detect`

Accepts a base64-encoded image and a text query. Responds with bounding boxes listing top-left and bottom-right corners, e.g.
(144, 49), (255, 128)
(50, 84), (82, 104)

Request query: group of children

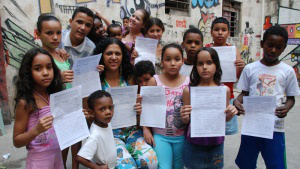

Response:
(11, 5), (299, 169)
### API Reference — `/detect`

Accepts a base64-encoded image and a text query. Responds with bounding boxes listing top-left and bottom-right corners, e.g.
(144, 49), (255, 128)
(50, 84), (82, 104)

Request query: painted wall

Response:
(1, 0), (299, 119)
(262, 0), (300, 84)
(0, 0), (223, 119)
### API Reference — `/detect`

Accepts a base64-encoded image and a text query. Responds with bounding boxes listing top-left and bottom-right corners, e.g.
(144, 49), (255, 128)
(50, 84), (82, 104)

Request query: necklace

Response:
(33, 90), (49, 105)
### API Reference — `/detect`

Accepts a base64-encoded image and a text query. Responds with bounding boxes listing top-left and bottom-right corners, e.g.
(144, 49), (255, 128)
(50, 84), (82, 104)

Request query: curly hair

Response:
(93, 38), (133, 82)
(190, 47), (222, 86)
(88, 90), (112, 111)
(133, 60), (155, 78)
(107, 24), (122, 37)
(14, 48), (64, 110)
(263, 25), (288, 44)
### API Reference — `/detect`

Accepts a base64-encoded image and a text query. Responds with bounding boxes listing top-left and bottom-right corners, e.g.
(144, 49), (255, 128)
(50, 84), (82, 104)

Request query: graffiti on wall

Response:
(264, 6), (300, 81)
(38, 0), (95, 14)
(116, 0), (164, 19)
(11, 0), (28, 17)
(55, 3), (87, 14)
(4, 6), (21, 22)
(227, 21), (259, 65)
(192, 0), (220, 9)
(263, 16), (272, 30)
(0, 19), (11, 125)
(280, 46), (300, 84)
(264, 7), (300, 45)
(2, 19), (39, 68)
(197, 10), (216, 43)
(278, 6), (300, 45)
(176, 20), (187, 28)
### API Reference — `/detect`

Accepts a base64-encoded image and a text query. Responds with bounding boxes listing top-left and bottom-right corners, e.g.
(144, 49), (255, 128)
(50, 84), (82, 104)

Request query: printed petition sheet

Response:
(107, 86), (138, 129)
(72, 54), (102, 98)
(212, 46), (236, 82)
(50, 86), (90, 150)
(190, 86), (226, 137)
(140, 86), (166, 128)
(134, 37), (158, 66)
(242, 96), (276, 139)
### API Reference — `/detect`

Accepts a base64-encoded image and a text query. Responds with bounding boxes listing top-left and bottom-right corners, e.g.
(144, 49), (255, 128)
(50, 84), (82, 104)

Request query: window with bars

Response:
(222, 0), (241, 37)
(165, 0), (190, 14)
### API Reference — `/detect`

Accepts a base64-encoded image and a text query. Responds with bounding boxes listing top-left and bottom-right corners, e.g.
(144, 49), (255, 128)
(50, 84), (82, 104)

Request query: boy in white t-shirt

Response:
(77, 90), (117, 169)
(234, 26), (300, 169)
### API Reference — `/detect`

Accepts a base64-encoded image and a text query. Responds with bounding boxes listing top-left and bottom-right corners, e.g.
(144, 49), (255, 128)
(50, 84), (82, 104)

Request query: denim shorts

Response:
(182, 140), (224, 169)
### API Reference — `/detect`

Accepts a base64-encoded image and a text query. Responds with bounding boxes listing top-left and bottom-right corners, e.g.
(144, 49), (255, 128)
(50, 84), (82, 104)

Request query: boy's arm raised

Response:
(275, 96), (295, 118)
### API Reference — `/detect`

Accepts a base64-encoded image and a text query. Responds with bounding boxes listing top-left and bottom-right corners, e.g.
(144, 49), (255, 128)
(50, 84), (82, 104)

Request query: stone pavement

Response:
(1, 95), (300, 169)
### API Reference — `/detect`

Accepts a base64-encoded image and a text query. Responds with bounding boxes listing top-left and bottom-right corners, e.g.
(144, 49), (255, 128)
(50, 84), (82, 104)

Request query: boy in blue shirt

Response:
(234, 25), (300, 169)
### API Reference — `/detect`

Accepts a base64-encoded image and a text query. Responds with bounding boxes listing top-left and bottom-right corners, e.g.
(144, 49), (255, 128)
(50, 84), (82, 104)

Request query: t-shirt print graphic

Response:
(256, 74), (276, 96)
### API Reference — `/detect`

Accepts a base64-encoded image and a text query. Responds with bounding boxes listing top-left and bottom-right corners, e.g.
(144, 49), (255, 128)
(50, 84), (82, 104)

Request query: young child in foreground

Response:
(77, 90), (117, 169)
(145, 43), (189, 169)
(234, 25), (300, 169)
(13, 48), (64, 168)
(180, 47), (237, 169)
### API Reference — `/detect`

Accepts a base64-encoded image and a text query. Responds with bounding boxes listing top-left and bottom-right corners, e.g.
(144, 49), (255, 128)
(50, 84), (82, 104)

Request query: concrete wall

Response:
(1, 0), (299, 120)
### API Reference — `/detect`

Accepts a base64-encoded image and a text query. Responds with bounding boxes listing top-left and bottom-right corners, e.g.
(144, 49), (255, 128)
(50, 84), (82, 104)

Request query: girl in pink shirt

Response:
(144, 43), (189, 169)
(13, 48), (64, 169)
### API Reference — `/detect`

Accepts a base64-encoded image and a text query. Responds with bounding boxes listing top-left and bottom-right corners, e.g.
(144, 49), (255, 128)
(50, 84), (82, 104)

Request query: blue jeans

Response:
(226, 99), (238, 135)
(182, 140), (224, 169)
(153, 133), (185, 169)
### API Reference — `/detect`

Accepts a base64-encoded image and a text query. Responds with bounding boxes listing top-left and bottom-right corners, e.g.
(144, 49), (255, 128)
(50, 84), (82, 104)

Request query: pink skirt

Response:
(26, 148), (64, 169)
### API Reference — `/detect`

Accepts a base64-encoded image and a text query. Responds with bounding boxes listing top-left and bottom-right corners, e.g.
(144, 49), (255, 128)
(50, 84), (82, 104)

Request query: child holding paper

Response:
(93, 38), (158, 169)
(13, 48), (64, 168)
(77, 90), (117, 169)
(206, 17), (245, 135)
(131, 18), (165, 74)
(146, 43), (189, 169)
(180, 47), (237, 169)
(234, 26), (300, 169)
(133, 60), (157, 144)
